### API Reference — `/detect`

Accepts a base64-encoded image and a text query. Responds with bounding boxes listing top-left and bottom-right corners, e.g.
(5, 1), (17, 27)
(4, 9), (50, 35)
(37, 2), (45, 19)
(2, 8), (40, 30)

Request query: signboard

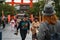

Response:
(20, 5), (30, 10)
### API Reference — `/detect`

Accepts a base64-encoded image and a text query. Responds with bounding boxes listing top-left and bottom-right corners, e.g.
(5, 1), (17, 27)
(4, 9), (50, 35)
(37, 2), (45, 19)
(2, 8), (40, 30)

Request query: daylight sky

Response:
(5, 0), (38, 3)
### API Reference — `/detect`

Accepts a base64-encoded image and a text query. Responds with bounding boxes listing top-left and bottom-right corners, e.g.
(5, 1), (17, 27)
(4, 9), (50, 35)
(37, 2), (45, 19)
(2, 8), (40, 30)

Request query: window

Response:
(23, 0), (30, 3)
(5, 0), (12, 2)
(14, 0), (21, 2)
(33, 0), (38, 2)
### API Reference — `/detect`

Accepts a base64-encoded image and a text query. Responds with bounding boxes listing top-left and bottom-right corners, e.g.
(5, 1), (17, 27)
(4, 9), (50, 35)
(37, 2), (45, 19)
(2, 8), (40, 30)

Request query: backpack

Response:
(44, 22), (60, 40)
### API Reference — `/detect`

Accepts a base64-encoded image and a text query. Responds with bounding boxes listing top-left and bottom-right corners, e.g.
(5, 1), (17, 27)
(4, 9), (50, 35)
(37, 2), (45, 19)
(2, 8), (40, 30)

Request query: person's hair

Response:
(34, 18), (38, 21)
(42, 15), (58, 24)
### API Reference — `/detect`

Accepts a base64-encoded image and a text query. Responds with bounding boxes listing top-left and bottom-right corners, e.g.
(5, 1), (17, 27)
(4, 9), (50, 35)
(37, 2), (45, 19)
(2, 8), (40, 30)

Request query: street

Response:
(1, 24), (32, 40)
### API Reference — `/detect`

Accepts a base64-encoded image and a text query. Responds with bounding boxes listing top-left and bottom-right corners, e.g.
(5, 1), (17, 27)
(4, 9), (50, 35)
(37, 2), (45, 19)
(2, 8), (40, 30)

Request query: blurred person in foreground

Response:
(15, 15), (30, 40)
(2, 16), (6, 29)
(31, 18), (40, 40)
(37, 4), (60, 40)
(10, 19), (15, 31)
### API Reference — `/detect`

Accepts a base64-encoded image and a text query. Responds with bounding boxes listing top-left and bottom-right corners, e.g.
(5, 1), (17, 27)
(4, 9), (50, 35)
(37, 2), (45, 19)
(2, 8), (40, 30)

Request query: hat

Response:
(48, 1), (55, 5)
(42, 4), (56, 16)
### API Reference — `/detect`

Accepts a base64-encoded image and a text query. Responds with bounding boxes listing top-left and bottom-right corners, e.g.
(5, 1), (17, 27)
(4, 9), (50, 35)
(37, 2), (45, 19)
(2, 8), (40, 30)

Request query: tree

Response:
(38, 0), (45, 11)
(25, 0), (45, 19)
(0, 3), (17, 17)
(54, 0), (60, 19)
(28, 2), (40, 17)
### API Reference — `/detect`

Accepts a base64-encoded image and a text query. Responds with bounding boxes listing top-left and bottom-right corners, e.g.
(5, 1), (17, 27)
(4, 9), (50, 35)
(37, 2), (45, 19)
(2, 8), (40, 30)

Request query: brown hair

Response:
(42, 15), (58, 24)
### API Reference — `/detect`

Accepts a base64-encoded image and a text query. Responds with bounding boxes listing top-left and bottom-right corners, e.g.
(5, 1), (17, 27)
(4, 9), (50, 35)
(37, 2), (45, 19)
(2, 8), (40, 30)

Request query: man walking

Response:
(16, 15), (30, 40)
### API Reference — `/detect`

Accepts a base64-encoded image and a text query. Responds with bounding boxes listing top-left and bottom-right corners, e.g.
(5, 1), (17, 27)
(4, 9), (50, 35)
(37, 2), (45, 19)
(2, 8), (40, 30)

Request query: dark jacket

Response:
(37, 20), (60, 40)
(17, 20), (30, 31)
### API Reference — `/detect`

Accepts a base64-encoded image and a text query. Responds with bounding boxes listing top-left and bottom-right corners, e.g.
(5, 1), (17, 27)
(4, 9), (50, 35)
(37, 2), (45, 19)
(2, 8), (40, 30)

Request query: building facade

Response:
(5, 0), (34, 13)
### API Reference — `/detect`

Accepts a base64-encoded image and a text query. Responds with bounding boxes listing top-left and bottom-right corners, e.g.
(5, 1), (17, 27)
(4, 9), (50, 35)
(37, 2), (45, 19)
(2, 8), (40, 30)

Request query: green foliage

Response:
(28, 2), (40, 16)
(27, 0), (45, 16)
(39, 0), (45, 11)
(54, 0), (60, 18)
(0, 3), (17, 17)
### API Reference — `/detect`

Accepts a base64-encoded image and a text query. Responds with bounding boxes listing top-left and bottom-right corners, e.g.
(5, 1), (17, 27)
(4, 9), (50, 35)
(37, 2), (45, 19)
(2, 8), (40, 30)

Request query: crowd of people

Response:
(14, 4), (60, 40)
(11, 15), (40, 40)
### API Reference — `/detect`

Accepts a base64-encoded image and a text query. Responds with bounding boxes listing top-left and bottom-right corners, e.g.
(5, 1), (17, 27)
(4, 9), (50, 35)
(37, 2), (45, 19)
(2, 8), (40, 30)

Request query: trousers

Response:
(20, 30), (27, 40)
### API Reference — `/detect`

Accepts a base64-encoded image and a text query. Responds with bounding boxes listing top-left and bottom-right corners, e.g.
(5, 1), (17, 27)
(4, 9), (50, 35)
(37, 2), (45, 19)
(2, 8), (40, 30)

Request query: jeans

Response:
(20, 30), (27, 40)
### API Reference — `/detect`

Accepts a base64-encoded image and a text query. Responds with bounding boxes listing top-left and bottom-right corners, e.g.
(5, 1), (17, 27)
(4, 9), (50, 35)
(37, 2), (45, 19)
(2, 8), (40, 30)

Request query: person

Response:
(2, 16), (6, 29)
(14, 16), (18, 33)
(14, 16), (17, 28)
(0, 17), (1, 26)
(37, 4), (60, 40)
(16, 15), (30, 40)
(8, 15), (11, 23)
(10, 19), (15, 31)
(31, 18), (40, 40)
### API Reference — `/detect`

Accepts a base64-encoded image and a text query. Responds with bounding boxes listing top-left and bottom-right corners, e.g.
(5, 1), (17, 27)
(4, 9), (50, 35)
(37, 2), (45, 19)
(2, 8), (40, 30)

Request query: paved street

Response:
(1, 24), (32, 40)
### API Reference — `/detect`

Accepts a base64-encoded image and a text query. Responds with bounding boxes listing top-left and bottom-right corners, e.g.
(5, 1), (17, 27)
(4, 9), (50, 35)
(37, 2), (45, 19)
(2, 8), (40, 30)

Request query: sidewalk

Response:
(2, 24), (32, 40)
